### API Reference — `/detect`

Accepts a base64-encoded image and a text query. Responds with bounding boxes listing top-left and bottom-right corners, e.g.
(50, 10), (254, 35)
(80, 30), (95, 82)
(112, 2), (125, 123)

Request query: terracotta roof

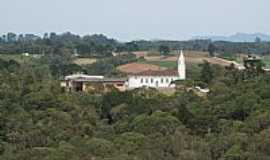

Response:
(130, 69), (179, 76)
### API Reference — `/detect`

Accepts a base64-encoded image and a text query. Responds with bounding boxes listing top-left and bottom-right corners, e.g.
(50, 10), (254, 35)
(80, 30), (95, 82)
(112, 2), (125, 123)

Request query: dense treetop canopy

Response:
(0, 32), (270, 160)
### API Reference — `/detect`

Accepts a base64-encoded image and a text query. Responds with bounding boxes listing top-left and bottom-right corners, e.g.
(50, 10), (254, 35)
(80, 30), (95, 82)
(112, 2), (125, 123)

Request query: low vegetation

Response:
(262, 56), (270, 68)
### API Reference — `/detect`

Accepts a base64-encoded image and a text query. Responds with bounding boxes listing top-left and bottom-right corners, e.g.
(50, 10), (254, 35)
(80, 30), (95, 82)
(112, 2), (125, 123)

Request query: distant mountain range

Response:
(193, 33), (270, 42)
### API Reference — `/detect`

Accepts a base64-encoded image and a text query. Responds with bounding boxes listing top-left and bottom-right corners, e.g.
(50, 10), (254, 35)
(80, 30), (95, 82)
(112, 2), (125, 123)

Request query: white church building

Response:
(126, 50), (186, 89)
(62, 51), (186, 92)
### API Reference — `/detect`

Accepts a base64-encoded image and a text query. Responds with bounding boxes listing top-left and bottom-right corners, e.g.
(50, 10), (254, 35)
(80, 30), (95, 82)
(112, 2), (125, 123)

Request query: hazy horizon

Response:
(1, 0), (270, 41)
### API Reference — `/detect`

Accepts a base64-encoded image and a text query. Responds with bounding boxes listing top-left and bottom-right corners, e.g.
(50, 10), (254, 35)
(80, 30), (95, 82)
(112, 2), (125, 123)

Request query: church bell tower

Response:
(178, 50), (186, 80)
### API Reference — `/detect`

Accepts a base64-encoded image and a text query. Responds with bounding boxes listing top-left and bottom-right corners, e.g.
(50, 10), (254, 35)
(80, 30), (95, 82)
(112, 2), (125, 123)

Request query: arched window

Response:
(161, 78), (164, 83)
(141, 78), (143, 83)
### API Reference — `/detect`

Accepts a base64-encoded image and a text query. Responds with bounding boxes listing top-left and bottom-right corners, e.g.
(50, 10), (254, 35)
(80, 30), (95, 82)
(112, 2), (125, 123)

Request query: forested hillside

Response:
(1, 32), (270, 58)
(0, 51), (270, 160)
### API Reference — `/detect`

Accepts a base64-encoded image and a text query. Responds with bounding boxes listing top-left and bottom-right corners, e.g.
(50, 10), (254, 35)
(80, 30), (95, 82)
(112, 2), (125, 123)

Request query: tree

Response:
(208, 43), (216, 57)
(200, 61), (214, 84)
(125, 42), (139, 52)
(159, 45), (170, 56)
(255, 37), (261, 43)
(85, 138), (115, 157)
(43, 33), (49, 39)
(113, 132), (146, 154)
(131, 111), (181, 136)
(7, 32), (17, 42)
(255, 61), (265, 76)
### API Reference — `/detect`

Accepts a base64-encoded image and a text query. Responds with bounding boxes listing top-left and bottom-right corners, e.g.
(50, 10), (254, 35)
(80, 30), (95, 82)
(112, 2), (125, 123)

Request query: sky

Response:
(1, 0), (270, 41)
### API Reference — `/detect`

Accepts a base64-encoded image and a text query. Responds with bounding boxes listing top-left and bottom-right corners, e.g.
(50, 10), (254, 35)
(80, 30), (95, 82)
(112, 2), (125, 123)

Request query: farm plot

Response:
(73, 58), (97, 65)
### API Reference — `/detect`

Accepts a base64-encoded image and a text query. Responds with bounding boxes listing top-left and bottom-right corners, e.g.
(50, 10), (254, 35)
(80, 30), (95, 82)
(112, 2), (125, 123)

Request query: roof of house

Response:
(130, 69), (179, 77)
(72, 78), (127, 83)
(65, 74), (104, 80)
(64, 74), (127, 83)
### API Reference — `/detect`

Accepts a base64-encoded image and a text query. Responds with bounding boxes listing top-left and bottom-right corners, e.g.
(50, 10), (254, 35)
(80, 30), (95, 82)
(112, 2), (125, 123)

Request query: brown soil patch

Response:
(117, 63), (162, 74)
(118, 50), (236, 74)
(145, 50), (233, 66)
(74, 58), (97, 65)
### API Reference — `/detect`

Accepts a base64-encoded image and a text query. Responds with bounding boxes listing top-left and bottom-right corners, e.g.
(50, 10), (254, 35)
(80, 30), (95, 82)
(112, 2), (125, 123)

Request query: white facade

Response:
(127, 76), (179, 89)
(127, 50), (186, 89)
(178, 50), (186, 80)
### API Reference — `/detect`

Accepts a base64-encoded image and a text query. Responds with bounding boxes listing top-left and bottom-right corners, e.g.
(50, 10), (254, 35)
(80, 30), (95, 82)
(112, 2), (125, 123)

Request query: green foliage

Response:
(208, 43), (216, 57)
(1, 44), (270, 160)
(2, 32), (270, 60)
(85, 138), (115, 157)
(262, 56), (270, 68)
(159, 45), (170, 55)
(220, 52), (236, 61)
(113, 132), (146, 154)
(85, 54), (136, 76)
(200, 60), (214, 84)
(131, 111), (181, 136)
(255, 37), (262, 43)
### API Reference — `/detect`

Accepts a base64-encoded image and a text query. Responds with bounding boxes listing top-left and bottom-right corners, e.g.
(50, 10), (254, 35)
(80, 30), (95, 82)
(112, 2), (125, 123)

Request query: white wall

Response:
(127, 76), (180, 89)
(178, 51), (186, 80)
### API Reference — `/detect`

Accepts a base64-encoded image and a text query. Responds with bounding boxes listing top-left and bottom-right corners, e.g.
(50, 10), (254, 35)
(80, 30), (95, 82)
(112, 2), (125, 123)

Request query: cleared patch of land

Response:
(144, 50), (234, 67)
(117, 62), (163, 74)
(132, 51), (149, 58)
(117, 50), (237, 74)
(140, 60), (177, 69)
(73, 58), (97, 65)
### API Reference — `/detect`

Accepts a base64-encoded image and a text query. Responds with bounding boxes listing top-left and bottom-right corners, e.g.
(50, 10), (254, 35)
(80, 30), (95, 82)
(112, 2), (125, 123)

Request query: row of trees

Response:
(0, 32), (119, 57)
(1, 32), (270, 58)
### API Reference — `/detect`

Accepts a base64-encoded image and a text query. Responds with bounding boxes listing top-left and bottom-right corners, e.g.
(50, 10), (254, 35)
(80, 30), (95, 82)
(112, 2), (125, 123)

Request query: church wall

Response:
(127, 76), (180, 89)
(63, 51), (186, 91)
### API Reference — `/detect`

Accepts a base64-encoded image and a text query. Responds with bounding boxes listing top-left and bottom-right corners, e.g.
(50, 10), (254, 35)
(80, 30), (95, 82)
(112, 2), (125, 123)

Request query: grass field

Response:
(137, 50), (235, 70)
(128, 50), (241, 79)
(262, 56), (270, 68)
